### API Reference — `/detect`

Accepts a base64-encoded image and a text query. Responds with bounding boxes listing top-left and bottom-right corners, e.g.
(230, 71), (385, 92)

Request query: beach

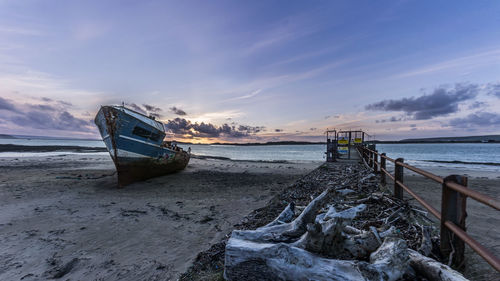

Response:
(1, 149), (499, 280)
(0, 152), (319, 280)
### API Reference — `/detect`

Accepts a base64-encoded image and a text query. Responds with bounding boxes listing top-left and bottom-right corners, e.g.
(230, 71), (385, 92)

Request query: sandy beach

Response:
(0, 152), (319, 280)
(1, 151), (499, 280)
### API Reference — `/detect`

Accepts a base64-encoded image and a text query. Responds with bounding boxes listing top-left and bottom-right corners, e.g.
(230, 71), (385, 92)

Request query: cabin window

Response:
(132, 126), (162, 142)
(149, 132), (161, 142)
(132, 126), (151, 139)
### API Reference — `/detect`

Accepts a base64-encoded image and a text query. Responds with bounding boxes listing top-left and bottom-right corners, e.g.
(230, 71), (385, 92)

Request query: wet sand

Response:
(0, 153), (319, 280)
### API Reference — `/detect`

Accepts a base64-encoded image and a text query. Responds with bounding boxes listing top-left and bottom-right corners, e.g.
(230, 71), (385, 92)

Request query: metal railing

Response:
(357, 145), (500, 272)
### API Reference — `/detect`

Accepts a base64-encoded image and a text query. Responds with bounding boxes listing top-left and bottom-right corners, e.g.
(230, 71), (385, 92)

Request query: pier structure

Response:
(326, 130), (369, 162)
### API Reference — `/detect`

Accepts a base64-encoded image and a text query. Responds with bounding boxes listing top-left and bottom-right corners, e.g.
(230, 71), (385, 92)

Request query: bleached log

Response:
(232, 188), (331, 243)
(418, 225), (432, 256)
(293, 204), (368, 256)
(408, 249), (469, 281)
(262, 202), (295, 228)
(344, 226), (397, 259)
(224, 237), (409, 281)
(369, 237), (409, 281)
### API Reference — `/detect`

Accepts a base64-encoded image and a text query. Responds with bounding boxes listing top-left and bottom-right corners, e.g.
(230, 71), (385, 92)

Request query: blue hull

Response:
(94, 105), (190, 186)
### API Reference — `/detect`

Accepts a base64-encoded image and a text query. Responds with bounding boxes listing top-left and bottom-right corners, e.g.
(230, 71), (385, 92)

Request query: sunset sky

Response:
(1, 1), (499, 143)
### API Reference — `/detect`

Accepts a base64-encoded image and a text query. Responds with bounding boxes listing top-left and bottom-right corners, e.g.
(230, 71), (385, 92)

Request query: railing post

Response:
(369, 150), (373, 168)
(441, 175), (468, 269)
(394, 158), (404, 200)
(380, 153), (386, 185)
(374, 150), (379, 173)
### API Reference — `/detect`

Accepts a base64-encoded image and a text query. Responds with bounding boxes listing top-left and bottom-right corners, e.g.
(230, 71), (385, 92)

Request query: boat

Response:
(94, 105), (190, 187)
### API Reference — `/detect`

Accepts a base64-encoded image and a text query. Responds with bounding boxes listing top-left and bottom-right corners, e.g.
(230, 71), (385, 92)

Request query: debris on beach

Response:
(180, 162), (469, 281)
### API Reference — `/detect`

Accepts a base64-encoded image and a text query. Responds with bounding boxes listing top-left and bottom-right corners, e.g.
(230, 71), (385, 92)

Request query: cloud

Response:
(468, 101), (486, 110)
(143, 104), (162, 112)
(0, 98), (93, 132)
(310, 127), (317, 131)
(393, 49), (500, 78)
(29, 104), (56, 111)
(229, 89), (262, 101)
(448, 112), (500, 128)
(487, 82), (500, 98)
(366, 84), (478, 120)
(169, 106), (187, 116)
(165, 118), (264, 139)
(275, 129), (283, 132)
(126, 103), (147, 115)
(0, 97), (17, 112)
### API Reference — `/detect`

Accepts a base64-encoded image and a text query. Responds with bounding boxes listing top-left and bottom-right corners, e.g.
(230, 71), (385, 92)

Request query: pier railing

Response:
(357, 145), (500, 272)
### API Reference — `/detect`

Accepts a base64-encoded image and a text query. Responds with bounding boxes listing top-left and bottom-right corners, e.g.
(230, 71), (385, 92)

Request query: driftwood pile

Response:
(179, 162), (469, 281)
(224, 163), (469, 281)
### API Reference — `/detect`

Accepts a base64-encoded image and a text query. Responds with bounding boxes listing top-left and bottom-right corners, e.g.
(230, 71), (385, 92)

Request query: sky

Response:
(0, 0), (499, 143)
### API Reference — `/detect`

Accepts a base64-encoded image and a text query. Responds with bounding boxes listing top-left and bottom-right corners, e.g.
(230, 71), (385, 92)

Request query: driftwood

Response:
(224, 177), (469, 281)
(225, 190), (412, 280)
(263, 202), (295, 227)
(408, 249), (468, 281)
(224, 237), (409, 281)
(231, 188), (331, 243)
(418, 225), (432, 256)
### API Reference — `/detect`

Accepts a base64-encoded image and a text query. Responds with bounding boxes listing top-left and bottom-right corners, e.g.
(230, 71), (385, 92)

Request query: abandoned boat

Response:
(94, 105), (190, 187)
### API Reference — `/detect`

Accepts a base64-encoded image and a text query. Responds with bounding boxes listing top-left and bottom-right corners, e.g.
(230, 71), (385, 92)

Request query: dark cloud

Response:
(126, 103), (147, 115)
(487, 82), (500, 98)
(375, 115), (406, 123)
(366, 84), (478, 120)
(448, 112), (500, 128)
(9, 110), (91, 131)
(275, 129), (283, 132)
(409, 124), (417, 128)
(310, 128), (317, 131)
(165, 118), (264, 138)
(468, 101), (486, 110)
(29, 104), (56, 111)
(58, 100), (72, 106)
(0, 98), (92, 132)
(41, 97), (53, 102)
(0, 97), (17, 112)
(169, 106), (187, 116)
(389, 116), (404, 122)
(238, 125), (265, 134)
(143, 104), (162, 112)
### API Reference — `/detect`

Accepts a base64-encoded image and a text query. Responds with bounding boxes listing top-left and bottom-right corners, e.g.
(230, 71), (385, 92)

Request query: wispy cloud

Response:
(393, 48), (500, 78)
(0, 25), (44, 36)
(227, 89), (262, 101)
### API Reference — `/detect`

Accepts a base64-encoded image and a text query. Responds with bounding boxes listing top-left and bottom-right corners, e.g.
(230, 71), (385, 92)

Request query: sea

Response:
(1, 138), (500, 173)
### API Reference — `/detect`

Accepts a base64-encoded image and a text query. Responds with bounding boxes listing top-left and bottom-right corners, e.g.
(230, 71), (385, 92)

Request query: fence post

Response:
(374, 150), (379, 173)
(380, 153), (386, 185)
(441, 175), (468, 269)
(394, 158), (404, 200)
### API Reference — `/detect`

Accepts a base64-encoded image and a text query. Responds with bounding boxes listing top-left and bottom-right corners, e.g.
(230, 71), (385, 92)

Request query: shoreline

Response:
(1, 144), (500, 179)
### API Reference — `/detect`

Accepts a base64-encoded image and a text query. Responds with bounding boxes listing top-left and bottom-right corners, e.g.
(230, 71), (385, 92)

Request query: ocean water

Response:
(1, 138), (500, 172)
